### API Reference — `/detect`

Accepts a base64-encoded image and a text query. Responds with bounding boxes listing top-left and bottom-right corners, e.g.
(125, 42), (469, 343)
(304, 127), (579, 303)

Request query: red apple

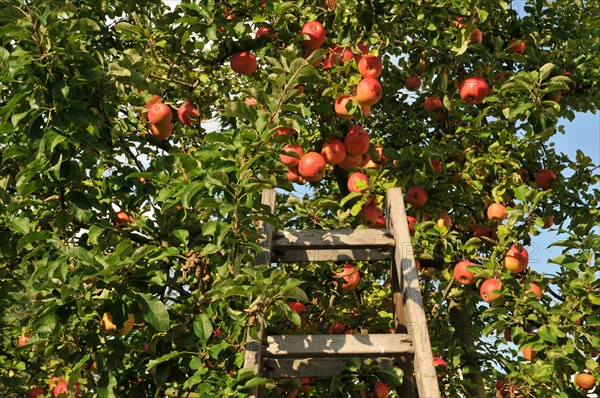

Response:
(433, 356), (447, 367)
(347, 172), (370, 193)
(18, 334), (30, 346)
(321, 139), (346, 165)
(298, 152), (327, 181)
(177, 102), (199, 125)
(357, 55), (383, 79)
(53, 380), (79, 397)
(28, 388), (45, 398)
(285, 167), (305, 184)
(543, 215), (554, 229)
(335, 264), (360, 291)
(459, 76), (489, 104)
(504, 244), (529, 273)
(373, 146), (388, 165)
(480, 278), (503, 303)
(373, 215), (386, 228)
(406, 186), (428, 208)
(424, 96), (443, 112)
(507, 39), (526, 54)
(353, 42), (370, 63)
(431, 159), (442, 174)
(453, 261), (478, 285)
(256, 25), (275, 38)
(516, 168), (529, 182)
(280, 143), (304, 167)
(114, 211), (133, 226)
(338, 154), (363, 171)
(354, 78), (382, 106)
(469, 29), (483, 44)
(535, 169), (556, 190)
(487, 203), (507, 221)
(437, 212), (452, 229)
(472, 226), (490, 238)
(344, 125), (370, 156)
(147, 102), (172, 125)
(405, 75), (422, 91)
(231, 52), (257, 76)
(524, 282), (542, 299)
(287, 301), (307, 314)
(335, 94), (355, 119)
(522, 346), (534, 361)
(407, 216), (417, 236)
(575, 373), (596, 390)
(328, 321), (352, 334)
(149, 122), (173, 139)
(274, 127), (294, 138)
(301, 20), (326, 50)
(374, 381), (390, 398)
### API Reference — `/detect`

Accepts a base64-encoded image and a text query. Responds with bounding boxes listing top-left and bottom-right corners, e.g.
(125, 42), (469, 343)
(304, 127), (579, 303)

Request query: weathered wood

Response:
(244, 188), (276, 398)
(273, 248), (391, 263)
(264, 333), (413, 358)
(386, 188), (440, 398)
(272, 229), (395, 249)
(263, 357), (397, 378)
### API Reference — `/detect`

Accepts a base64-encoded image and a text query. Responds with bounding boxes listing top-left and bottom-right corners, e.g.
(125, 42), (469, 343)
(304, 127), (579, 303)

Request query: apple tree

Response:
(1, 0), (599, 397)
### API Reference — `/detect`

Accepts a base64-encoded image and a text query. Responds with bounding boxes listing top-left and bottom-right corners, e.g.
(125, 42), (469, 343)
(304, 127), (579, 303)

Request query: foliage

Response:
(1, 0), (599, 397)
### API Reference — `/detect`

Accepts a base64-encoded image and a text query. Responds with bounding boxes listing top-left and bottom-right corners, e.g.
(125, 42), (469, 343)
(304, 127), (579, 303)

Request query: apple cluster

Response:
(144, 95), (199, 140)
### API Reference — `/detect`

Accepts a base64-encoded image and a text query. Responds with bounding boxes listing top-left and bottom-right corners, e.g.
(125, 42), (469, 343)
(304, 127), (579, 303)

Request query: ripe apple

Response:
(507, 39), (526, 54)
(521, 346), (534, 361)
(244, 96), (259, 106)
(357, 55), (383, 79)
(373, 146), (388, 165)
(28, 388), (45, 398)
(575, 373), (595, 390)
(335, 94), (355, 119)
(177, 102), (199, 125)
(149, 122), (173, 140)
(407, 216), (417, 236)
(504, 244), (529, 273)
(280, 143), (304, 167)
(373, 215), (386, 228)
(145, 94), (162, 108)
(321, 139), (346, 165)
(429, 159), (442, 175)
(405, 75), (422, 91)
(353, 42), (370, 63)
(424, 96), (443, 112)
(344, 126), (370, 157)
(286, 167), (305, 184)
(328, 321), (352, 334)
(454, 261), (478, 285)
(406, 186), (428, 208)
(535, 169), (556, 190)
(480, 278), (503, 303)
(287, 301), (307, 314)
(433, 356), (447, 367)
(543, 215), (554, 229)
(114, 211), (133, 226)
(147, 102), (173, 125)
(53, 380), (79, 397)
(516, 168), (529, 182)
(255, 25), (275, 38)
(331, 45), (354, 63)
(354, 78), (382, 106)
(472, 226), (490, 238)
(487, 203), (507, 221)
(231, 52), (257, 76)
(347, 172), (370, 193)
(338, 154), (363, 171)
(335, 264), (360, 291)
(301, 20), (326, 50)
(459, 76), (489, 104)
(274, 127), (294, 138)
(298, 152), (327, 181)
(437, 212), (452, 229)
(18, 335), (30, 346)
(374, 381), (390, 398)
(469, 29), (483, 44)
(524, 282), (542, 299)
(496, 379), (509, 397)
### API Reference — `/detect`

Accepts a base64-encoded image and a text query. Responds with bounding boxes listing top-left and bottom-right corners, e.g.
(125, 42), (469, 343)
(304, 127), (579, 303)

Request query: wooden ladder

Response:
(244, 188), (441, 398)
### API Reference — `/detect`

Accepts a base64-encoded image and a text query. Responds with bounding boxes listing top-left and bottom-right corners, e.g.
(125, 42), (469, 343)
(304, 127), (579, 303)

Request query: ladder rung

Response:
(263, 357), (397, 378)
(272, 229), (395, 250)
(263, 333), (413, 358)
(273, 248), (391, 263)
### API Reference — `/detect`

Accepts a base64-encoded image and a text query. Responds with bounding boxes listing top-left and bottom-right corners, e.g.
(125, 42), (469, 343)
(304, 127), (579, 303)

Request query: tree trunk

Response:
(448, 297), (486, 398)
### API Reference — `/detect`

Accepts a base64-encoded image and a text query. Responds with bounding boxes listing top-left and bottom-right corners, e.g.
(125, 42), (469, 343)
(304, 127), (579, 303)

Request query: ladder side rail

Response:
(244, 188), (277, 398)
(386, 188), (441, 398)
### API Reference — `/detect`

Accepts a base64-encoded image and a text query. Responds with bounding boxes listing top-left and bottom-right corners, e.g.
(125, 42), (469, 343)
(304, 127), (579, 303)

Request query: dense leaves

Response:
(1, 0), (599, 397)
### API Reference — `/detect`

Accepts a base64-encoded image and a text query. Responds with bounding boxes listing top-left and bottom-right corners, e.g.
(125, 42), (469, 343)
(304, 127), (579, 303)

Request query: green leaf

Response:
(539, 63), (555, 81)
(97, 372), (117, 398)
(7, 216), (30, 234)
(135, 293), (170, 332)
(538, 324), (557, 343)
(193, 314), (213, 343)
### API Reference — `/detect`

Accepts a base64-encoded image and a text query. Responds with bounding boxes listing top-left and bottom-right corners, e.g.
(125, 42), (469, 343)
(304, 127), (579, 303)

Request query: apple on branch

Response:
(230, 51), (258, 76)
(300, 20), (326, 50)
